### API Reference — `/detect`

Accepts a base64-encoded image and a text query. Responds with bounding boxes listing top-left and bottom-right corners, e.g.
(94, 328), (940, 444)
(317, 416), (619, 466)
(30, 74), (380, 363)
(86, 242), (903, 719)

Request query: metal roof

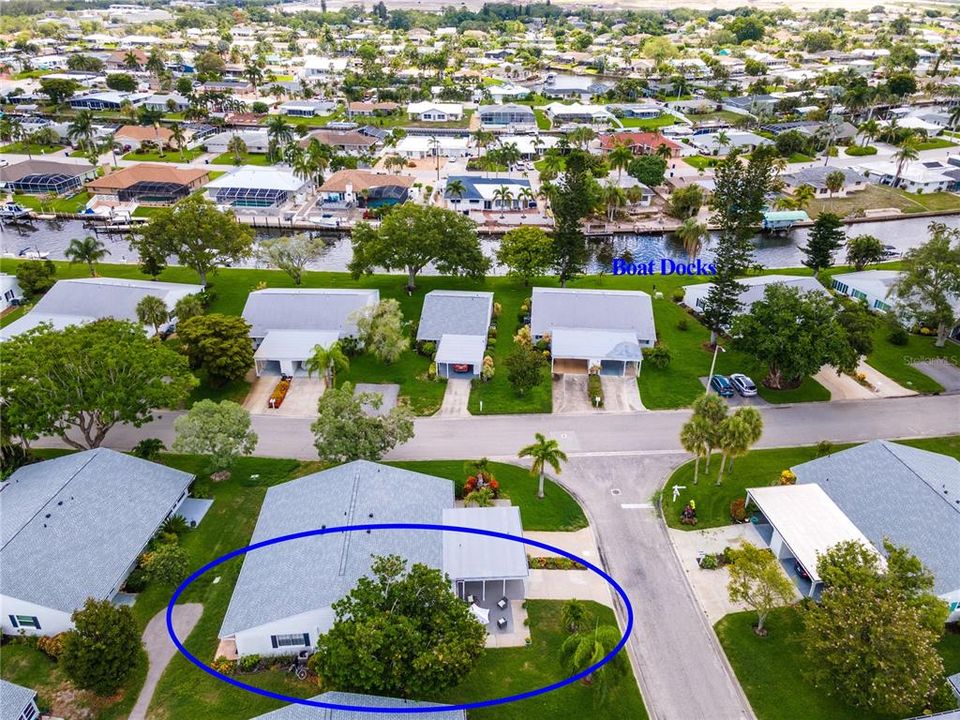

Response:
(792, 440), (960, 596)
(416, 290), (493, 342)
(241, 289), (379, 340)
(219, 461), (455, 637)
(249, 691), (466, 720)
(0, 680), (36, 720)
(0, 449), (193, 614)
(207, 167), (307, 192)
(442, 507), (528, 582)
(435, 333), (487, 366)
(530, 287), (656, 344)
(255, 329), (339, 362)
(550, 327), (642, 362)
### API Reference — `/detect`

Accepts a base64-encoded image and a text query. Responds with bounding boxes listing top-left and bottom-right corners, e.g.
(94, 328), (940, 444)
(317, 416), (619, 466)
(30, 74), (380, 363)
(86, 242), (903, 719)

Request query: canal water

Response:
(2, 214), (955, 275)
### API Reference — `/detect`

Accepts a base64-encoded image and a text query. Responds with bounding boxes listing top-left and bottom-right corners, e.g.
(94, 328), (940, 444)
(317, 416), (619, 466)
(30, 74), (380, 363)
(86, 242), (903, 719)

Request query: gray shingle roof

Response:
(249, 691), (466, 719)
(530, 288), (656, 344)
(416, 290), (493, 342)
(782, 165), (866, 190)
(0, 679), (37, 720)
(219, 461), (454, 637)
(241, 289), (380, 340)
(0, 449), (193, 613)
(792, 440), (960, 596)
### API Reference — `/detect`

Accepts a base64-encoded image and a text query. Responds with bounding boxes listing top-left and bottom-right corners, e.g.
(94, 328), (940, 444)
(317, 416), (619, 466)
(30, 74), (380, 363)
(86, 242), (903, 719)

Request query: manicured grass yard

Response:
(13, 191), (90, 214)
(0, 142), (63, 155)
(717, 606), (960, 720)
(682, 154), (719, 171)
(786, 152), (814, 163)
(534, 109), (551, 130)
(912, 137), (956, 151)
(618, 115), (676, 130)
(806, 184), (960, 218)
(336, 349), (446, 416)
(437, 601), (647, 720)
(662, 435), (960, 530)
(122, 147), (206, 163)
(212, 151), (274, 166)
(389, 460), (588, 531)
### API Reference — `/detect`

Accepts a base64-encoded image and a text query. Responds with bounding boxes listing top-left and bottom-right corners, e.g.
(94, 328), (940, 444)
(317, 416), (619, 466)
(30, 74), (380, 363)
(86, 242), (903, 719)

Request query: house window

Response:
(21, 703), (37, 720)
(832, 280), (849, 294)
(874, 300), (890, 311)
(270, 633), (310, 648)
(9, 615), (41, 629)
(851, 290), (867, 300)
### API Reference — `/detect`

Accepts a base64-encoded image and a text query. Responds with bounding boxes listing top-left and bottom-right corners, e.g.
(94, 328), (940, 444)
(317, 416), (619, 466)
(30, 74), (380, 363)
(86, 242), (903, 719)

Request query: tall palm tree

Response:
(65, 236), (110, 276)
(472, 129), (494, 159)
(384, 154), (407, 173)
(517, 186), (535, 211)
(655, 142), (674, 161)
(949, 105), (960, 131)
(675, 217), (708, 260)
(266, 115), (293, 162)
(568, 126), (596, 150)
(608, 143), (633, 181)
(67, 110), (96, 156)
(518, 432), (567, 499)
(123, 50), (141, 71)
(541, 149), (565, 176)
(716, 407), (763, 482)
(893, 136), (919, 188)
(170, 122), (187, 160)
(792, 183), (815, 211)
(446, 178), (466, 206)
(602, 183), (626, 222)
(226, 135), (247, 164)
(561, 624), (627, 704)
(679, 417), (710, 485)
(305, 341), (350, 388)
(306, 139), (332, 185)
(493, 185), (513, 213)
(858, 118), (879, 147)
(715, 130), (730, 155)
(498, 141), (521, 171)
(145, 48), (166, 81)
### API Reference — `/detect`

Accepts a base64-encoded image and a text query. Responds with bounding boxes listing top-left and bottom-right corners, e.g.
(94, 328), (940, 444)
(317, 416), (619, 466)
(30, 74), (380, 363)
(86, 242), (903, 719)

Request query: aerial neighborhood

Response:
(1, 1), (959, 720)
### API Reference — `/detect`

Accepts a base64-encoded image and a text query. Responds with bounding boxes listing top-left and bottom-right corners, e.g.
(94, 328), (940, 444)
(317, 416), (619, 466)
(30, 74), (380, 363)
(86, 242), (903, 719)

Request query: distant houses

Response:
(86, 164), (209, 206)
(206, 167), (311, 209)
(681, 275), (827, 317)
(443, 176), (535, 212)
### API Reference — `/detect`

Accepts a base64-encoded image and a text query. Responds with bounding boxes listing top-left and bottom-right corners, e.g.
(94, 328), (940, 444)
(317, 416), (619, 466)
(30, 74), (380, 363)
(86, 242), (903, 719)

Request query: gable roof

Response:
(0, 449), (193, 613)
(792, 440), (960, 596)
(530, 287), (655, 342)
(416, 290), (493, 341)
(782, 165), (866, 189)
(682, 274), (827, 313)
(219, 461), (454, 636)
(442, 507), (528, 582)
(0, 680), (36, 720)
(86, 164), (209, 192)
(319, 170), (413, 194)
(207, 167), (306, 192)
(250, 692), (466, 720)
(600, 131), (680, 152)
(114, 124), (173, 142)
(241, 288), (379, 339)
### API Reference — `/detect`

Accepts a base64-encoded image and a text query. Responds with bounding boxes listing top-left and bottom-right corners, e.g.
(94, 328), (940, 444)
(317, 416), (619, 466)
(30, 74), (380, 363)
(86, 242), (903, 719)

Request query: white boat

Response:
(17, 248), (49, 259)
(0, 202), (31, 221)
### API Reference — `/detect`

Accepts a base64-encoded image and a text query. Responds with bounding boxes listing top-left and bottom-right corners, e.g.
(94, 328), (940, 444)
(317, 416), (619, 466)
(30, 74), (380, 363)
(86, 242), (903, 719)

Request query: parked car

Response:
(709, 374), (735, 397)
(794, 561), (810, 582)
(729, 373), (758, 397)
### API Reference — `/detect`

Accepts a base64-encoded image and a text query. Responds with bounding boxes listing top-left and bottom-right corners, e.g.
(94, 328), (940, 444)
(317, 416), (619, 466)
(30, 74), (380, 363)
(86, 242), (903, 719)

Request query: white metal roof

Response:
(435, 333), (487, 366)
(206, 167), (306, 192)
(746, 484), (882, 584)
(254, 329), (339, 362)
(442, 507), (528, 581)
(551, 327), (642, 362)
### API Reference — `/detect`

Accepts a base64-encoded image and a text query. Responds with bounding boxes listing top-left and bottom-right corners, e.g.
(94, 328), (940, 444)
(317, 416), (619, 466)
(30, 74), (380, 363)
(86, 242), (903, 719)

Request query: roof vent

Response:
(45, 513), (51, 519)
(368, 513), (374, 518)
(57, 501), (63, 506)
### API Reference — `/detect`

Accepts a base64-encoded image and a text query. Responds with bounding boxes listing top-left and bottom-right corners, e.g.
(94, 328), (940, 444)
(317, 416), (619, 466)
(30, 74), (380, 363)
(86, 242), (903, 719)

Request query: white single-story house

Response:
(857, 160), (953, 194)
(301, 56), (349, 80)
(416, 290), (493, 378)
(0, 449), (193, 636)
(443, 176), (535, 212)
(542, 102), (615, 125)
(689, 130), (773, 156)
(279, 99), (337, 118)
(530, 288), (656, 376)
(394, 135), (471, 160)
(781, 166), (868, 198)
(250, 691), (466, 719)
(0, 273), (23, 311)
(407, 101), (464, 122)
(681, 274), (827, 317)
(241, 288), (379, 377)
(218, 461), (528, 658)
(496, 134), (560, 159)
(204, 130), (271, 155)
(0, 277), (203, 342)
(478, 104), (537, 131)
(206, 167), (311, 209)
(748, 440), (960, 620)
(0, 679), (40, 720)
(830, 270), (899, 312)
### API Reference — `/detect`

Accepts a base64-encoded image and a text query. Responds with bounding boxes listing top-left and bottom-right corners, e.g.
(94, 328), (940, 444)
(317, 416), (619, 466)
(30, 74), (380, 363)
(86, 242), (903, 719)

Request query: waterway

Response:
(2, 214), (955, 275)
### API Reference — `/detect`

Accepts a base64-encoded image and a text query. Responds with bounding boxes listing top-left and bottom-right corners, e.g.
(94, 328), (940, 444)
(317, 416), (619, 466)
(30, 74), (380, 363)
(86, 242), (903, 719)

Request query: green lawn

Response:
(122, 147), (206, 162)
(437, 601), (647, 720)
(188, 370), (252, 406)
(786, 152), (814, 163)
(13, 191), (90, 214)
(689, 110), (748, 125)
(212, 151), (274, 166)
(389, 460), (588, 531)
(617, 115), (676, 130)
(717, 606), (960, 720)
(682, 155), (719, 171)
(0, 142), (63, 155)
(336, 348), (446, 416)
(806, 184), (960, 218)
(662, 435), (960, 530)
(912, 137), (956, 151)
(534, 109), (552, 130)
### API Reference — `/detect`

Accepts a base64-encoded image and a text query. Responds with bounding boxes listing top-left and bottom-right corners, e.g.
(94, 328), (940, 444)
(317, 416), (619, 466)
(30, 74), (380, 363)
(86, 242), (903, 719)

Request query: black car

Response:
(710, 374), (735, 397)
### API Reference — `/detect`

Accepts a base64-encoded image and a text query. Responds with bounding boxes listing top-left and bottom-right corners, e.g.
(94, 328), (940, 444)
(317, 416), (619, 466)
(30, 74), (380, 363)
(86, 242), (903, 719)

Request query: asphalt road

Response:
(38, 394), (959, 720)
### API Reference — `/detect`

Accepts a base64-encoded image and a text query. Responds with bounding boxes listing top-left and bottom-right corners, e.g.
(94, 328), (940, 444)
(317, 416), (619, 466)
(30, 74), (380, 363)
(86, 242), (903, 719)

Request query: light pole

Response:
(706, 342), (726, 393)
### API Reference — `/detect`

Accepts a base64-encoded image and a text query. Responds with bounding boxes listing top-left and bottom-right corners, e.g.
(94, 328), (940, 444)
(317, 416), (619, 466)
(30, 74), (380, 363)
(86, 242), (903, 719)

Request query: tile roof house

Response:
(318, 170), (413, 208)
(302, 129), (379, 154)
(600, 131), (681, 158)
(86, 164), (210, 205)
(241, 288), (379, 376)
(530, 288), (656, 376)
(416, 290), (494, 378)
(0, 449), (193, 636)
(0, 277), (203, 341)
(114, 124), (176, 150)
(249, 691), (466, 720)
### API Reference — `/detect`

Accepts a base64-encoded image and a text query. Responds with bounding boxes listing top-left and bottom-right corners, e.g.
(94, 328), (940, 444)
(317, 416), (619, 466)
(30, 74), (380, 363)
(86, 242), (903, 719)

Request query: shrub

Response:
(587, 372), (604, 408)
(513, 325), (532, 347)
(212, 656), (236, 675)
(339, 336), (361, 357)
(643, 342), (672, 369)
(481, 355), (495, 381)
(845, 145), (878, 156)
(699, 553), (719, 570)
(527, 555), (586, 570)
(486, 337), (497, 349)
(417, 340), (436, 357)
(37, 632), (66, 660)
(123, 566), (149, 592)
(777, 469), (797, 485)
(161, 514), (190, 537)
(816, 440), (834, 457)
(671, 287), (686, 303)
(492, 302), (502, 318)
(919, 326), (934, 336)
(730, 498), (748, 523)
(487, 326), (497, 338)
(427, 362), (437, 381)
(238, 654), (261, 672)
(676, 318), (689, 331)
(132, 438), (165, 462)
(887, 317), (909, 346)
(269, 378), (291, 408)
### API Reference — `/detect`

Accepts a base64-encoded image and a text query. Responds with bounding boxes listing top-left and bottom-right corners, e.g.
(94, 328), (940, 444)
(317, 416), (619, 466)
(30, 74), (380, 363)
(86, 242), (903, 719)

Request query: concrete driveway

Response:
(552, 374), (595, 413)
(438, 378), (471, 417)
(243, 375), (325, 417)
(913, 359), (960, 393)
(601, 375), (645, 412)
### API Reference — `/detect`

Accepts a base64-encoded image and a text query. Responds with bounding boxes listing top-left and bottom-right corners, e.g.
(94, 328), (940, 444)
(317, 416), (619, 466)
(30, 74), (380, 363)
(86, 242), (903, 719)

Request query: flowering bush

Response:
(730, 498), (748, 523)
(37, 633), (66, 660)
(463, 475), (500, 498)
(269, 378), (291, 408)
(527, 555), (585, 570)
(513, 325), (532, 347)
(212, 656), (236, 675)
(481, 355), (495, 381)
(778, 469), (797, 486)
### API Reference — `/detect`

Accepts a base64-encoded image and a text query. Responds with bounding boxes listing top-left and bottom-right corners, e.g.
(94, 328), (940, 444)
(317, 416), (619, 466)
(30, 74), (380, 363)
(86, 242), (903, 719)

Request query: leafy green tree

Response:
(312, 381), (413, 462)
(561, 624), (627, 705)
(666, 184), (705, 220)
(141, 542), (190, 586)
(518, 432), (567, 499)
(305, 341), (349, 387)
(311, 555), (485, 697)
(132, 194), (254, 286)
(39, 77), (79, 104)
(354, 299), (407, 364)
(626, 154), (667, 187)
(195, 51), (225, 78)
(886, 71), (918, 98)
(731, 285), (859, 389)
(550, 150), (598, 286)
(505, 343), (546, 397)
(729, 15), (765, 43)
(61, 599), (141, 695)
(846, 234), (886, 271)
(65, 236), (110, 277)
(349, 204), (489, 291)
(892, 222), (960, 347)
(176, 314), (254, 385)
(136, 295), (169, 337)
(726, 542), (796, 635)
(607, 143), (633, 181)
(2, 320), (196, 449)
(802, 212), (845, 278)
(496, 226), (554, 285)
(802, 541), (948, 716)
(257, 233), (326, 285)
(15, 259), (56, 297)
(561, 599), (587, 633)
(106, 72), (137, 92)
(67, 54), (105, 72)
(837, 300), (878, 357)
(172, 399), (257, 473)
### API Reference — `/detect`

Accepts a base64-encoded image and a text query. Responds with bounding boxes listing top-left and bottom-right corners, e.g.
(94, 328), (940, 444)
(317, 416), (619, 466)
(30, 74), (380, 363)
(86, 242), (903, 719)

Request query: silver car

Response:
(729, 373), (758, 397)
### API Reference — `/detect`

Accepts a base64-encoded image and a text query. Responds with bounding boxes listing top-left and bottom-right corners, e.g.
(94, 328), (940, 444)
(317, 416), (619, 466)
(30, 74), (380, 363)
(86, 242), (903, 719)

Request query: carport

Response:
(435, 334), (486, 378)
(550, 328), (641, 377)
(745, 484), (883, 598)
(253, 329), (338, 376)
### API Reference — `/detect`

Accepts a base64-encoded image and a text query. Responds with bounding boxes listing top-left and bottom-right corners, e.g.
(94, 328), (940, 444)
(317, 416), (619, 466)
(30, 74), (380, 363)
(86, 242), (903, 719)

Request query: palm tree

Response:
(226, 135), (247, 164)
(517, 186), (535, 211)
(472, 129), (495, 159)
(493, 185), (513, 213)
(608, 143), (633, 181)
(541, 149), (565, 176)
(893, 136), (919, 188)
(560, 599), (586, 633)
(679, 417), (710, 485)
(715, 130), (730, 155)
(384, 154), (407, 174)
(655, 142), (673, 161)
(123, 50), (141, 71)
(858, 118), (879, 147)
(266, 115), (293, 162)
(446, 178), (466, 207)
(306, 139), (332, 185)
(518, 432), (567, 499)
(675, 217), (708, 260)
(716, 407), (763, 482)
(824, 169), (845, 198)
(464, 486), (495, 507)
(305, 341), (350, 388)
(561, 624), (627, 704)
(567, 126), (596, 150)
(727, 406), (762, 473)
(136, 295), (169, 336)
(498, 141), (521, 171)
(65, 236), (110, 276)
(792, 183), (816, 211)
(67, 110), (96, 156)
(602, 183), (626, 222)
(169, 123), (187, 160)
(949, 105), (960, 131)
(145, 49), (166, 80)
